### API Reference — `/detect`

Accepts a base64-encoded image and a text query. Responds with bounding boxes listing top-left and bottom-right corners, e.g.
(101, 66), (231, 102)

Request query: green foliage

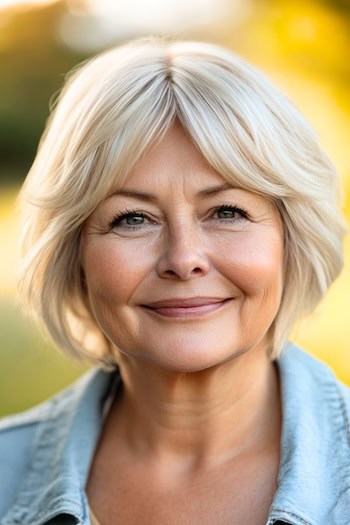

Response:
(0, 2), (90, 182)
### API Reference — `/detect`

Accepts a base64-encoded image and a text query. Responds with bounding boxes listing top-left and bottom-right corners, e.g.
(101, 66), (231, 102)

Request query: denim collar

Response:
(2, 368), (120, 525)
(267, 344), (350, 524)
(3, 342), (350, 525)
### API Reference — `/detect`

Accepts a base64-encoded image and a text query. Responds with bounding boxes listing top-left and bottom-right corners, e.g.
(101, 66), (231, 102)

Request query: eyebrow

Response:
(111, 183), (236, 202)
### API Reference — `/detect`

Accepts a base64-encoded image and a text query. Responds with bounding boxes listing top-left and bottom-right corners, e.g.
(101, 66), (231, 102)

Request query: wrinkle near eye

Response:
(83, 217), (109, 236)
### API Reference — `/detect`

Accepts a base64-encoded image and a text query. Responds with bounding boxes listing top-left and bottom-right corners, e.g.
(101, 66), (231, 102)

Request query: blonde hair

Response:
(17, 35), (348, 369)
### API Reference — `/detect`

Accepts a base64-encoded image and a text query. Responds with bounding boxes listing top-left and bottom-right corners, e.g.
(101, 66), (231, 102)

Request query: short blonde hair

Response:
(17, 35), (348, 369)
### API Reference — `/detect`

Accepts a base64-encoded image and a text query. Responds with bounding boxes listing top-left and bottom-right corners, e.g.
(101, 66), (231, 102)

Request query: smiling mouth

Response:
(142, 298), (233, 318)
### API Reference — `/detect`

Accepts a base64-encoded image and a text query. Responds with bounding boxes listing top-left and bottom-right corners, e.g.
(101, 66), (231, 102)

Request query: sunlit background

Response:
(0, 0), (349, 416)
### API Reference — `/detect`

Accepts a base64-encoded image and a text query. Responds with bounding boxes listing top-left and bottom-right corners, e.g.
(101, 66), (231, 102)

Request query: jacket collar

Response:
(3, 343), (350, 525)
(2, 366), (120, 525)
(268, 344), (350, 524)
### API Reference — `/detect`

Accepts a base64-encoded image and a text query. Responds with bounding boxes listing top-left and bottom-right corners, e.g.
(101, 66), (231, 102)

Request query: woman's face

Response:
(81, 122), (285, 372)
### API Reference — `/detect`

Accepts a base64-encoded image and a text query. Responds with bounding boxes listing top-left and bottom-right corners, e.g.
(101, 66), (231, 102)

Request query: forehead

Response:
(108, 122), (274, 209)
(129, 122), (223, 184)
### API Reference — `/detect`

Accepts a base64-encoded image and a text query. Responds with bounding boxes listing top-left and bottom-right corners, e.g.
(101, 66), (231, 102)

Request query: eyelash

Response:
(108, 204), (250, 231)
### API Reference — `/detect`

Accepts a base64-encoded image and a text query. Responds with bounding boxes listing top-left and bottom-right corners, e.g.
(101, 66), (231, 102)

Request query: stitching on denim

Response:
(271, 508), (312, 525)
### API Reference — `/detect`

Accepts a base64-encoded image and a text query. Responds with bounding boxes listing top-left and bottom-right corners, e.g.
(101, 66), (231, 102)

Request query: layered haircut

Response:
(17, 35), (348, 369)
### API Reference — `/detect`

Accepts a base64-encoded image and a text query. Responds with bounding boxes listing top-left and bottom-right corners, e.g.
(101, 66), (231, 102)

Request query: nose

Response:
(156, 221), (210, 280)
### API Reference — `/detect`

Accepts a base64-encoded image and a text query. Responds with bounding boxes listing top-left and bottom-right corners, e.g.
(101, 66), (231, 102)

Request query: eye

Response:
(213, 204), (249, 223)
(108, 207), (150, 231)
(108, 203), (250, 232)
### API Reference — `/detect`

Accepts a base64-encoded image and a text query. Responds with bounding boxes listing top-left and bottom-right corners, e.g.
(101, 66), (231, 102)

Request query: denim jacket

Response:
(0, 342), (350, 525)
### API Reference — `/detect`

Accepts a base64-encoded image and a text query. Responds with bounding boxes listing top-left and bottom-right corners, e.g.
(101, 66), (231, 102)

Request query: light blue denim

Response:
(0, 342), (350, 524)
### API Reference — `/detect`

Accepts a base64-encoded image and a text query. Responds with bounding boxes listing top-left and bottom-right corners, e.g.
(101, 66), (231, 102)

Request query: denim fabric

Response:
(0, 342), (349, 525)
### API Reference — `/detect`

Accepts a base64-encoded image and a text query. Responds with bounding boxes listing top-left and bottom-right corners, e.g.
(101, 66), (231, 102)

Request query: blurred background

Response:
(0, 0), (349, 417)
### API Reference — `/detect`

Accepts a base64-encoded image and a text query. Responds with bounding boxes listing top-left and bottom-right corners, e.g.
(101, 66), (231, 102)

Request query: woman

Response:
(0, 36), (349, 525)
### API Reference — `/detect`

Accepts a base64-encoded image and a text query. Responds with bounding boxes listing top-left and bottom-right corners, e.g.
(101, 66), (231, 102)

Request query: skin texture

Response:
(82, 120), (284, 524)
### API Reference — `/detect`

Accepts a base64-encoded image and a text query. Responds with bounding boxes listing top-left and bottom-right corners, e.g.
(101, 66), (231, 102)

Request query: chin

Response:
(138, 347), (244, 373)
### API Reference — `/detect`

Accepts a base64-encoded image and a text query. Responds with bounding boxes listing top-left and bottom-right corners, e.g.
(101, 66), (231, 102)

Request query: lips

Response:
(143, 297), (230, 309)
(141, 298), (232, 318)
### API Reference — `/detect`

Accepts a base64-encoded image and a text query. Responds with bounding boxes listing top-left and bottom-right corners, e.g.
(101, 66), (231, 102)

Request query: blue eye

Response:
(109, 208), (149, 231)
(109, 204), (249, 231)
(215, 204), (249, 222)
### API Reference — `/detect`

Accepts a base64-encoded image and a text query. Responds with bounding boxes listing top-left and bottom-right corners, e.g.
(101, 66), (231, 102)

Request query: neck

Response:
(108, 342), (282, 472)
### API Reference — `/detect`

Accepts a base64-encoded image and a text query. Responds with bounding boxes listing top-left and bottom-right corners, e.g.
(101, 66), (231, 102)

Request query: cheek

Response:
(219, 232), (284, 298)
(83, 240), (146, 304)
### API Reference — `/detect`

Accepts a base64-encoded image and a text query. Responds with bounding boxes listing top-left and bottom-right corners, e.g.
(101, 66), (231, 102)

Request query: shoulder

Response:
(280, 342), (350, 404)
(278, 342), (350, 450)
(0, 400), (50, 516)
(0, 368), (98, 438)
(0, 369), (94, 434)
(0, 371), (95, 518)
(280, 342), (350, 387)
(269, 344), (350, 523)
